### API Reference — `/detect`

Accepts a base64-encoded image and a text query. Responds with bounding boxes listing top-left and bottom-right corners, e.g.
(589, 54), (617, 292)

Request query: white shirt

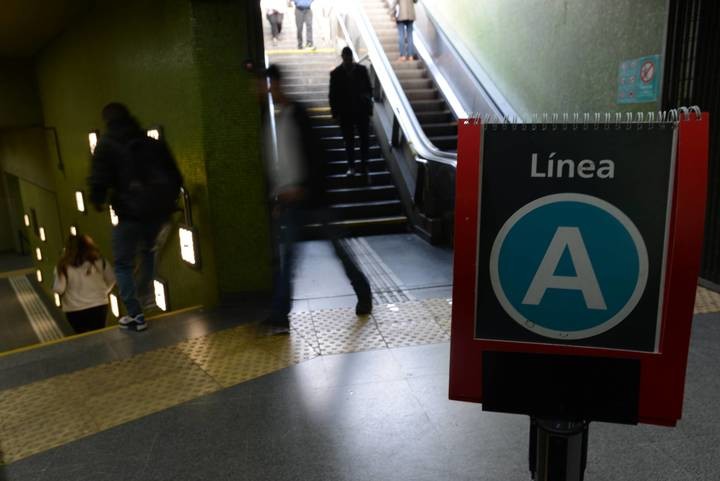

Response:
(266, 104), (306, 198)
(53, 259), (116, 312)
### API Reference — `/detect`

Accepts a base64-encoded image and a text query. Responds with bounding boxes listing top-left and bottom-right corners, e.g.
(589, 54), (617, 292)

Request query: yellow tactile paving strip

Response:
(0, 298), (451, 465)
(693, 286), (720, 314)
(2, 288), (718, 465)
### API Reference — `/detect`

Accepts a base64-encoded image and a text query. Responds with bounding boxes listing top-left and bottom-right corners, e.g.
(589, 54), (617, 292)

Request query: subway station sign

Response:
(475, 128), (675, 352)
(449, 112), (709, 426)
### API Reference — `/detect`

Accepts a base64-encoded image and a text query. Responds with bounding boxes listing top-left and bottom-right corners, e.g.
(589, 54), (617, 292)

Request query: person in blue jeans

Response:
(392, 0), (417, 61)
(292, 0), (314, 49)
(89, 103), (183, 332)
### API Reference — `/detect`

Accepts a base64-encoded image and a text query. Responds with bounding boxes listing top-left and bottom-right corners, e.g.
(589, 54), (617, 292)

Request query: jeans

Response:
(270, 204), (371, 325)
(295, 7), (313, 46)
(397, 20), (414, 57)
(112, 219), (165, 317)
(340, 115), (370, 169)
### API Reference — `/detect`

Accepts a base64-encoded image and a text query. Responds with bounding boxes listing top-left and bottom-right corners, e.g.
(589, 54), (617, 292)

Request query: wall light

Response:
(153, 279), (168, 312)
(75, 191), (86, 213)
(35, 247), (42, 261)
(178, 226), (200, 267)
(39, 227), (46, 242)
(36, 269), (43, 283)
(109, 293), (120, 318)
(88, 131), (99, 155)
(109, 205), (119, 226)
(23, 214), (30, 227)
(70, 225), (77, 236)
(146, 128), (161, 140)
(54, 293), (62, 308)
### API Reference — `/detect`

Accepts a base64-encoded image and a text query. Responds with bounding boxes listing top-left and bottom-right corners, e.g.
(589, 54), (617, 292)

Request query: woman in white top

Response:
(53, 234), (115, 334)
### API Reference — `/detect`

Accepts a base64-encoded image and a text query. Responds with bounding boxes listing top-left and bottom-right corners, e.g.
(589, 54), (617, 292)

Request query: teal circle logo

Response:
(489, 193), (649, 340)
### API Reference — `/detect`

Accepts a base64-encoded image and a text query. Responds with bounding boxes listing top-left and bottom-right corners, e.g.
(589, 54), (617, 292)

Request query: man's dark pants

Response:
(340, 115), (370, 172)
(270, 204), (371, 326)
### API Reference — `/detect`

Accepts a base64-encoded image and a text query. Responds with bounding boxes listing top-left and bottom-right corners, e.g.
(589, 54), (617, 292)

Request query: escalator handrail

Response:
(337, 3), (457, 169)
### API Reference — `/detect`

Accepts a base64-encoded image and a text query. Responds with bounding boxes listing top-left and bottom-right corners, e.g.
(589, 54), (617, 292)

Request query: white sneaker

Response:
(119, 313), (147, 331)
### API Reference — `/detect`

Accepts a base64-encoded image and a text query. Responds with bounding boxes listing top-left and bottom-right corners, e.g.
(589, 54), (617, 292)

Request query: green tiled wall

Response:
(32, 0), (222, 311)
(190, 0), (272, 294)
(423, 0), (668, 116)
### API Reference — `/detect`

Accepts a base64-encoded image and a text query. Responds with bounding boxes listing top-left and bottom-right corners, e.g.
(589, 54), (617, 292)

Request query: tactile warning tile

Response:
(694, 286), (720, 314)
(372, 301), (436, 324)
(0, 377), (97, 463)
(177, 326), (317, 387)
(290, 311), (319, 349)
(421, 298), (453, 332)
(316, 321), (387, 355)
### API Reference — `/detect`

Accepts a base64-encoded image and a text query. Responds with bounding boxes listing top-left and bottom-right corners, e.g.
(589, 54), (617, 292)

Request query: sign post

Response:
(450, 109), (709, 480)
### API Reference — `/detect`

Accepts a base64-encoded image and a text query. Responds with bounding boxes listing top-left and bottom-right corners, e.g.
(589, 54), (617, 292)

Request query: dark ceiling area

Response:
(0, 0), (95, 58)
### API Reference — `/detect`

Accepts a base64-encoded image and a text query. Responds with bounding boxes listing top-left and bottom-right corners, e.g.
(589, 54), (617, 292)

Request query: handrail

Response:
(336, 3), (457, 168)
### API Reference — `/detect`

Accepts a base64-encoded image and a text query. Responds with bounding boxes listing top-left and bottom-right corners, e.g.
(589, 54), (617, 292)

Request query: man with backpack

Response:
(88, 102), (183, 332)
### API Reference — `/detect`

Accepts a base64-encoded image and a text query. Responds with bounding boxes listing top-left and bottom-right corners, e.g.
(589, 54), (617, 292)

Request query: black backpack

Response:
(119, 136), (183, 221)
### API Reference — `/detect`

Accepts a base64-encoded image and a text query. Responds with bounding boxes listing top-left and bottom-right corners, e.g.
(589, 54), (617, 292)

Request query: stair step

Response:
(417, 110), (455, 123)
(329, 199), (403, 220)
(406, 89), (438, 101)
(300, 215), (408, 240)
(395, 69), (427, 80)
(422, 122), (458, 136)
(320, 135), (378, 149)
(400, 78), (434, 89)
(326, 171), (393, 189)
(428, 135), (458, 151)
(326, 184), (399, 204)
(410, 99), (448, 112)
(325, 146), (382, 162)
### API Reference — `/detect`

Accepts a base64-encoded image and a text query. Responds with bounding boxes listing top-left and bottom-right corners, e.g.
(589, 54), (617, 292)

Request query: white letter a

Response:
(522, 227), (607, 310)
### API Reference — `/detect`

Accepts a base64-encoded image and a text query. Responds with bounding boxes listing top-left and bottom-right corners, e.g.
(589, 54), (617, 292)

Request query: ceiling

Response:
(0, 0), (95, 58)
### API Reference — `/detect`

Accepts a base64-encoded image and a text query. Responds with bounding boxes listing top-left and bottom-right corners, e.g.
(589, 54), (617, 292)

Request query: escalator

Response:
(362, 0), (458, 152)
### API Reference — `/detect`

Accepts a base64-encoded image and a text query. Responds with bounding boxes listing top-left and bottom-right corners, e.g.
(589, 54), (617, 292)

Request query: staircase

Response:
(268, 51), (408, 238)
(361, 0), (458, 152)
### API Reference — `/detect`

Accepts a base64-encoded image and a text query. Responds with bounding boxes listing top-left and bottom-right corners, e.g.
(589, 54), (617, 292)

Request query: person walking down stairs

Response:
(329, 47), (373, 178)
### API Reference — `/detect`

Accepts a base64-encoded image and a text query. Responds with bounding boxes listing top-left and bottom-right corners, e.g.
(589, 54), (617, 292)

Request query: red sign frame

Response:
(449, 114), (710, 426)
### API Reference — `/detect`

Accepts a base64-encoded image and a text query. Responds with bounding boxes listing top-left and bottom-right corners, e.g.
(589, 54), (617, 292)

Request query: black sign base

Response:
(530, 418), (589, 481)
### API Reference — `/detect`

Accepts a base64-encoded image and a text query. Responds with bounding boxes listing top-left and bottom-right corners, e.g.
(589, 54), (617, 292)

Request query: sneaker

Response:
(306, 42), (315, 50)
(119, 313), (147, 331)
(356, 298), (372, 316)
(269, 324), (291, 335)
(297, 44), (304, 50)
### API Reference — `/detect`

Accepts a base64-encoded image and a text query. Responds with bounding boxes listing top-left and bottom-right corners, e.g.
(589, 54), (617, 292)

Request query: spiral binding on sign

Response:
(464, 106), (702, 130)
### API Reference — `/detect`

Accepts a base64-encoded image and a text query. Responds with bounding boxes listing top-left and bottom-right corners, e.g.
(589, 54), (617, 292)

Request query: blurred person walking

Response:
(263, 65), (372, 334)
(53, 234), (115, 334)
(265, 0), (286, 45)
(88, 102), (183, 332)
(392, 0), (418, 61)
(329, 46), (373, 177)
(292, 0), (315, 49)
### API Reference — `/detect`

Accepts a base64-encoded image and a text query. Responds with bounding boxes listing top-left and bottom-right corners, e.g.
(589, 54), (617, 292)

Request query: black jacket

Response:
(329, 63), (373, 119)
(289, 102), (328, 207)
(88, 118), (182, 221)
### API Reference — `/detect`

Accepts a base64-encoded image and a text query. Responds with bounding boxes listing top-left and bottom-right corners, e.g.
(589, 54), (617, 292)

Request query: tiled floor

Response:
(1, 233), (719, 480)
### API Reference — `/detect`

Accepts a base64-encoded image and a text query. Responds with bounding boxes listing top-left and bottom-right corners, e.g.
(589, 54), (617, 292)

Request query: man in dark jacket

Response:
(329, 47), (373, 177)
(88, 102), (182, 332)
(264, 65), (372, 334)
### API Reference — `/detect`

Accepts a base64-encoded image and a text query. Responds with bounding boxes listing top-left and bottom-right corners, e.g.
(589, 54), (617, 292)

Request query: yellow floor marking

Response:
(0, 305), (203, 359)
(2, 289), (718, 465)
(267, 48), (334, 55)
(0, 268), (34, 279)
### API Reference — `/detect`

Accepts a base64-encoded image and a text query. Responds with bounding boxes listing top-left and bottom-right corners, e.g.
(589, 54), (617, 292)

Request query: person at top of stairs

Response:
(329, 47), (373, 178)
(392, 0), (418, 61)
(291, 0), (315, 49)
